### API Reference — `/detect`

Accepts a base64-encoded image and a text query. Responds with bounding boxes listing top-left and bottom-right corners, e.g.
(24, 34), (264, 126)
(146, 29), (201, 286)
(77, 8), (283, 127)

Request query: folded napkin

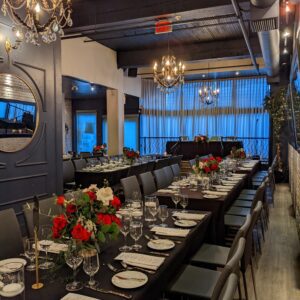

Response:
(115, 252), (165, 271)
(225, 177), (241, 182)
(173, 212), (206, 221)
(35, 242), (68, 254)
(203, 190), (228, 196)
(157, 189), (176, 194)
(212, 185), (232, 191)
(231, 173), (246, 178)
(151, 226), (190, 237)
(238, 167), (253, 171)
(61, 294), (100, 300)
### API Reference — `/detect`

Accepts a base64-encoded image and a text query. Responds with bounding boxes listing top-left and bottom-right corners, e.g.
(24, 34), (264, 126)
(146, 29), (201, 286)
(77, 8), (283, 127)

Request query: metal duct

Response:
(250, 0), (280, 78)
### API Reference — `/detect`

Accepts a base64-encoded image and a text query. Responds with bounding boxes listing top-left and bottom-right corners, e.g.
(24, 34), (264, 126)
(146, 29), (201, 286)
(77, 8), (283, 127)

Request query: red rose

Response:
(66, 204), (77, 214)
(110, 196), (121, 210)
(204, 166), (211, 173)
(52, 227), (61, 239)
(96, 213), (112, 225)
(71, 224), (92, 241)
(56, 196), (65, 206)
(216, 156), (222, 163)
(111, 215), (121, 226)
(211, 164), (218, 171)
(53, 214), (67, 231)
(86, 191), (96, 201)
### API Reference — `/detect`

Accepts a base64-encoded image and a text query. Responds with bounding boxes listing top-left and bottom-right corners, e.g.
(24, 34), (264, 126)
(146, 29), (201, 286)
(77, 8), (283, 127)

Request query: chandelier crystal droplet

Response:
(1, 0), (73, 45)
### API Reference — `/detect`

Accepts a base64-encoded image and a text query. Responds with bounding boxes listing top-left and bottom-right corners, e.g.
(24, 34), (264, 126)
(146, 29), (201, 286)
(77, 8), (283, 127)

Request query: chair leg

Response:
(251, 257), (258, 300)
(238, 278), (242, 300)
(259, 216), (265, 242)
(242, 271), (249, 300)
(254, 226), (262, 254)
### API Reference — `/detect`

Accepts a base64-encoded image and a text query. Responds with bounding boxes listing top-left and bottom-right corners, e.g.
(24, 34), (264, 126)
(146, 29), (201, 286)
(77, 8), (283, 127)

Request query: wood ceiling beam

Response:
(117, 37), (262, 68)
(69, 0), (246, 33)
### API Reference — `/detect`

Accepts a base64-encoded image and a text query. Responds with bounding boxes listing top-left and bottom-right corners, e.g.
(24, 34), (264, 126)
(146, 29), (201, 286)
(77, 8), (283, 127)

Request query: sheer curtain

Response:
(140, 77), (270, 159)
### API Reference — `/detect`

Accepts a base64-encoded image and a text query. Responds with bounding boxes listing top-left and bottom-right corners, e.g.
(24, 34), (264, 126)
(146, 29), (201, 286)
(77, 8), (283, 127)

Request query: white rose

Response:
(96, 187), (113, 206)
(89, 184), (99, 192)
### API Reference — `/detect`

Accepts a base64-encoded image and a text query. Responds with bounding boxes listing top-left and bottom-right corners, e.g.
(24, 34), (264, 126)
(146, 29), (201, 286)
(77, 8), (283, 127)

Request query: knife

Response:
(85, 285), (132, 299)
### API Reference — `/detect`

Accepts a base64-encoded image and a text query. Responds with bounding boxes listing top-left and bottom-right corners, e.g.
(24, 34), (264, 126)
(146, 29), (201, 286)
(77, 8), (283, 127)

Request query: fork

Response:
(146, 233), (182, 244)
(120, 261), (155, 274)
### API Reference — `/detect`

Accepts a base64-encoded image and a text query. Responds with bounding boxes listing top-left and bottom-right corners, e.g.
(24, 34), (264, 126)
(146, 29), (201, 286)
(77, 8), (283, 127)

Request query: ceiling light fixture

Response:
(283, 30), (290, 38)
(90, 84), (95, 92)
(1, 0), (73, 45)
(283, 48), (289, 54)
(235, 71), (240, 76)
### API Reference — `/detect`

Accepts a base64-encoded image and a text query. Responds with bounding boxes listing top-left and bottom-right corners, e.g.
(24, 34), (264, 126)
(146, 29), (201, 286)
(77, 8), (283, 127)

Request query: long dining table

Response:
(24, 210), (211, 300)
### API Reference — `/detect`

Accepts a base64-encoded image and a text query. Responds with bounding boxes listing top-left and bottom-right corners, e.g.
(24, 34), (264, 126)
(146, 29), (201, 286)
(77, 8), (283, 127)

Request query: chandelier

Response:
(1, 0), (73, 45)
(199, 84), (220, 105)
(153, 55), (185, 92)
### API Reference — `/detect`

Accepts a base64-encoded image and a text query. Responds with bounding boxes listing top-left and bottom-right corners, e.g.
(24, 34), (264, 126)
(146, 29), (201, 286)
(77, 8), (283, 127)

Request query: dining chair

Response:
(63, 159), (76, 191)
(145, 160), (156, 172)
(0, 208), (24, 259)
(153, 168), (169, 189)
(120, 175), (142, 200)
(139, 172), (157, 196)
(72, 158), (87, 171)
(162, 166), (174, 186)
(166, 237), (246, 300)
(219, 273), (239, 300)
(23, 196), (62, 238)
(171, 163), (181, 177)
(189, 158), (196, 167)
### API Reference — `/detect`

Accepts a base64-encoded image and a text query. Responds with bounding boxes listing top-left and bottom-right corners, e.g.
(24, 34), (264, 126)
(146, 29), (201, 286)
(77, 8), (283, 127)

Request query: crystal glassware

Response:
(180, 194), (189, 212)
(171, 193), (181, 209)
(130, 221), (143, 251)
(24, 238), (36, 271)
(39, 225), (55, 270)
(158, 205), (169, 227)
(64, 241), (83, 291)
(119, 214), (132, 252)
(82, 250), (100, 287)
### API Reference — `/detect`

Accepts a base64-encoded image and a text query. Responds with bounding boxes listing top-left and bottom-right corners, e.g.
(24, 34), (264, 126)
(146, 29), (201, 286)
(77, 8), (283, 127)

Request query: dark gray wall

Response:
(0, 15), (63, 228)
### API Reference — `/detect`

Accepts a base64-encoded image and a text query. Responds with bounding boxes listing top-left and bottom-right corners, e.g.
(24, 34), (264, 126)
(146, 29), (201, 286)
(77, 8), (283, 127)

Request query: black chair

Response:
(145, 161), (156, 172)
(120, 176), (142, 200)
(63, 160), (76, 190)
(23, 196), (62, 238)
(139, 172), (157, 196)
(127, 163), (147, 178)
(153, 168), (169, 189)
(72, 158), (87, 171)
(0, 208), (24, 259)
(171, 164), (181, 177)
(162, 166), (174, 186)
(154, 158), (170, 170)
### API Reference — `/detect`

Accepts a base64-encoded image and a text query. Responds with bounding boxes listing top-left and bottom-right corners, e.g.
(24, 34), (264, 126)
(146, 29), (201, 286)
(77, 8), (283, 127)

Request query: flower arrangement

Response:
(192, 156), (222, 174)
(123, 147), (140, 162)
(93, 144), (107, 155)
(194, 135), (208, 143)
(230, 147), (246, 159)
(52, 184), (121, 252)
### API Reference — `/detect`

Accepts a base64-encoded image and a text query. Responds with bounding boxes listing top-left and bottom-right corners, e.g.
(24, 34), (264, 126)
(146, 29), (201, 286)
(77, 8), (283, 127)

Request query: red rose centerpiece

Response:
(52, 184), (121, 252)
(123, 147), (140, 164)
(230, 147), (246, 159)
(194, 135), (208, 143)
(93, 144), (107, 156)
(192, 156), (222, 175)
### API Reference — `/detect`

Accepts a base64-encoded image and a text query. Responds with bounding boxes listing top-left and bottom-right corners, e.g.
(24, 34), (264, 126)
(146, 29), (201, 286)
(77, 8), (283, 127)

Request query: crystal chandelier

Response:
(199, 84), (220, 105)
(1, 0), (73, 45)
(153, 55), (185, 92)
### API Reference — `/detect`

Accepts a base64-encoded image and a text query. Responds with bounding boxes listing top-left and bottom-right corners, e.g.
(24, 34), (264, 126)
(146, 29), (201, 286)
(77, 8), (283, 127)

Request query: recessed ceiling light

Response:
(202, 74), (206, 78)
(283, 30), (290, 38)
(90, 83), (95, 91)
(235, 71), (239, 76)
(175, 15), (182, 21)
(283, 48), (289, 54)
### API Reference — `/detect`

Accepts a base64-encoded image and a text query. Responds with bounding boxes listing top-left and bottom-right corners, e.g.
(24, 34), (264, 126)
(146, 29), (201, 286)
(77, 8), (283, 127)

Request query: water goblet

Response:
(180, 194), (189, 213)
(130, 221), (143, 251)
(158, 205), (169, 227)
(39, 225), (55, 270)
(24, 238), (36, 271)
(82, 250), (100, 288)
(171, 193), (181, 209)
(119, 214), (132, 252)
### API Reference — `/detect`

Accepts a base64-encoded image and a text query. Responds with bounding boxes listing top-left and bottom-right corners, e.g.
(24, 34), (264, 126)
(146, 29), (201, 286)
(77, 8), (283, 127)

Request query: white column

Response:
(106, 89), (124, 155)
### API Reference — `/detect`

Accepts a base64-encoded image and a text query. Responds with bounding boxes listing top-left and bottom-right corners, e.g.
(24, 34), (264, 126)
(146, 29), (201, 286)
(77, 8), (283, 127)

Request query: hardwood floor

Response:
(243, 184), (300, 300)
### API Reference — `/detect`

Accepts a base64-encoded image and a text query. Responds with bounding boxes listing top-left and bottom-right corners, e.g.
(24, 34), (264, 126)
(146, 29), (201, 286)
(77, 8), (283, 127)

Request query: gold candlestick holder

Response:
(32, 227), (44, 290)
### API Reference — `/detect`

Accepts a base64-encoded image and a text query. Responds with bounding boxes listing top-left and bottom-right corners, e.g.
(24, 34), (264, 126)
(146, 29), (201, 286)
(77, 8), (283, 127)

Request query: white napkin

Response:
(173, 212), (205, 221)
(61, 293), (100, 300)
(115, 252), (165, 270)
(151, 226), (190, 237)
(35, 242), (68, 254)
(231, 174), (246, 178)
(157, 189), (176, 194)
(238, 167), (253, 171)
(221, 181), (236, 186)
(212, 185), (232, 191)
(203, 190), (228, 196)
(225, 177), (241, 182)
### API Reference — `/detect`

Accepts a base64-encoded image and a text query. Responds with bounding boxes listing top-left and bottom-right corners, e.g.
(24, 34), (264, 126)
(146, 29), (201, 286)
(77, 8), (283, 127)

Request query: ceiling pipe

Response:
(231, 0), (260, 74)
(250, 0), (279, 78)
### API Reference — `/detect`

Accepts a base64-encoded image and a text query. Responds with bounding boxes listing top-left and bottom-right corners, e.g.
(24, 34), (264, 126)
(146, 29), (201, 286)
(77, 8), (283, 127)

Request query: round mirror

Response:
(0, 73), (38, 152)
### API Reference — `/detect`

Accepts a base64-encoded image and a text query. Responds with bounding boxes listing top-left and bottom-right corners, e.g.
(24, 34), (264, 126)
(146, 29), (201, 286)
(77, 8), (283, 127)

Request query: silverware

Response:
(107, 263), (126, 273)
(85, 285), (132, 299)
(149, 251), (170, 257)
(120, 261), (155, 274)
(153, 234), (182, 244)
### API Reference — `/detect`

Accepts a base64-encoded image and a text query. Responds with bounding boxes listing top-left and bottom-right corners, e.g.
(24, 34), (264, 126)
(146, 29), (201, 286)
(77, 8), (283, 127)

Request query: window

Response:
(76, 111), (97, 153)
(124, 115), (139, 150)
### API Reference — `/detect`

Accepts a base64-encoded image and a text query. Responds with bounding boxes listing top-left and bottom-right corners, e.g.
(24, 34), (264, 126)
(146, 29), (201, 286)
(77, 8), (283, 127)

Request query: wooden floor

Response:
(243, 184), (300, 300)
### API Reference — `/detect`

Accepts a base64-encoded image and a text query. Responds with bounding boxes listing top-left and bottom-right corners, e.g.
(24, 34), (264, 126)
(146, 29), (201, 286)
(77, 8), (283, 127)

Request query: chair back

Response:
(23, 196), (62, 238)
(154, 158), (170, 170)
(139, 172), (157, 196)
(153, 168), (169, 189)
(171, 164), (180, 177)
(227, 214), (251, 261)
(63, 160), (75, 183)
(72, 158), (87, 171)
(251, 182), (265, 210)
(120, 176), (142, 200)
(163, 166), (174, 186)
(219, 273), (239, 300)
(189, 158), (196, 167)
(145, 161), (156, 172)
(127, 163), (147, 178)
(211, 238), (246, 300)
(0, 209), (24, 259)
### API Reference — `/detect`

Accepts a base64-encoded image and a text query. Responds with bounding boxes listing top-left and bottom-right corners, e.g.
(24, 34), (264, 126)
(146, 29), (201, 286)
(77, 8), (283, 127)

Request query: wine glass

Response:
(180, 194), (189, 212)
(83, 250), (100, 287)
(132, 190), (140, 201)
(158, 205), (169, 227)
(171, 193), (181, 209)
(131, 200), (143, 220)
(64, 241), (83, 291)
(24, 238), (36, 271)
(39, 225), (55, 270)
(130, 221), (143, 251)
(148, 198), (159, 227)
(119, 214), (132, 252)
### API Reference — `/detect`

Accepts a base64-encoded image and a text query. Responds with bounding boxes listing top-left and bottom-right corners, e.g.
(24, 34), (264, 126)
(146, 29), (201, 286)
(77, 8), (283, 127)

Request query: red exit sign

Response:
(155, 20), (172, 34)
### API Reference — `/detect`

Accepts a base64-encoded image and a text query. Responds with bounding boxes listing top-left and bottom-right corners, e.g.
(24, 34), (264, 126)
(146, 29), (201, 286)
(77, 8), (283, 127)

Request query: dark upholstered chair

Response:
(63, 160), (76, 190)
(23, 196), (62, 238)
(72, 158), (87, 171)
(166, 238), (245, 300)
(171, 164), (180, 177)
(153, 168), (169, 189)
(162, 166), (174, 186)
(0, 209), (24, 259)
(189, 158), (196, 167)
(139, 172), (157, 196)
(120, 176), (142, 200)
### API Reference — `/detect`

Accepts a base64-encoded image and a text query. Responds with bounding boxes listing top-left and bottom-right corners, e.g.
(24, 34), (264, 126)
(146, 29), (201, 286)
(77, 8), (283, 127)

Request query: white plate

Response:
(174, 220), (197, 228)
(203, 194), (220, 199)
(0, 258), (27, 269)
(147, 239), (175, 251)
(111, 271), (148, 289)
